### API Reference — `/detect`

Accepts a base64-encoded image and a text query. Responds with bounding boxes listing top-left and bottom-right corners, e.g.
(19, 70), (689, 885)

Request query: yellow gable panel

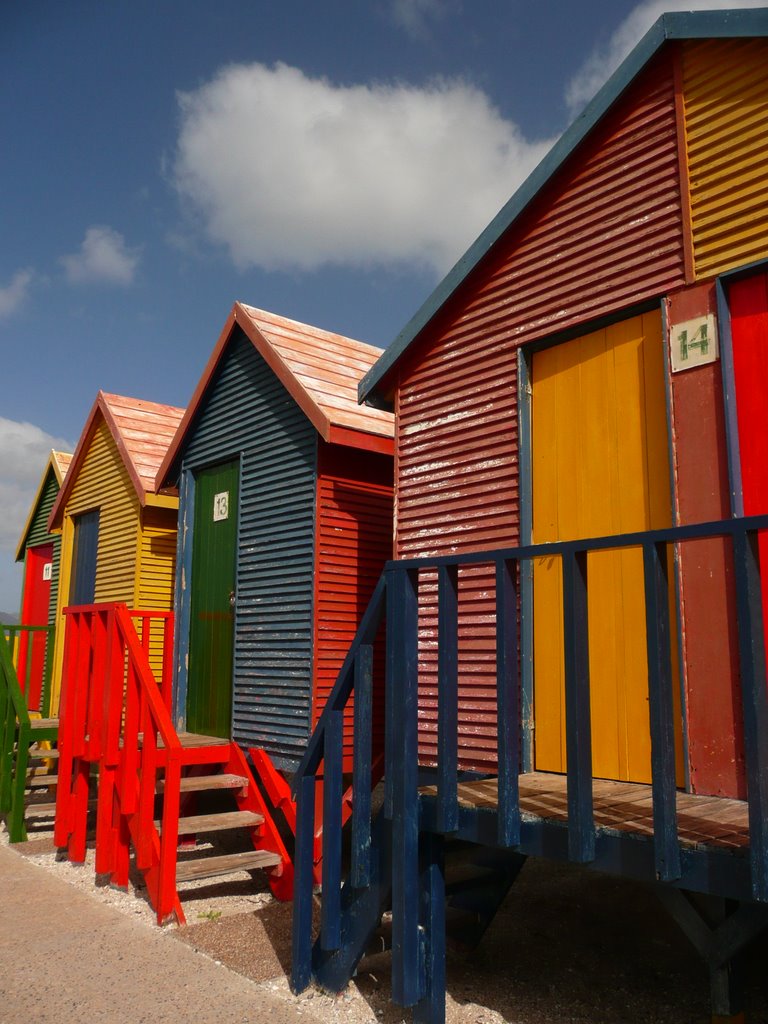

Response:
(65, 419), (139, 604)
(682, 38), (768, 280)
(51, 419), (140, 709)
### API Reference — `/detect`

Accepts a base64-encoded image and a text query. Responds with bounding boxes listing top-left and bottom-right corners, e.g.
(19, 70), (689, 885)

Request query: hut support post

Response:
(413, 832), (446, 1024)
(655, 887), (768, 1023)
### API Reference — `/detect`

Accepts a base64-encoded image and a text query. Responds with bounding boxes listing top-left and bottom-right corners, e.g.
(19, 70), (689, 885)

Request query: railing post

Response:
(562, 548), (594, 863)
(291, 771), (318, 994)
(436, 563), (458, 834)
(320, 705), (344, 951)
(732, 526), (768, 901)
(388, 565), (421, 1008)
(642, 540), (681, 882)
(42, 624), (55, 718)
(157, 750), (181, 924)
(54, 610), (79, 848)
(162, 613), (174, 712)
(496, 557), (520, 847)
(351, 643), (374, 888)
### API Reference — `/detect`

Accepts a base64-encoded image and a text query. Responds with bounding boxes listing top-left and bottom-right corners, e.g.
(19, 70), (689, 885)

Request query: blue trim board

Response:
(230, 451), (244, 740)
(172, 467), (194, 733)
(716, 277), (745, 519)
(661, 298), (691, 793)
(359, 8), (768, 406)
(517, 348), (533, 774)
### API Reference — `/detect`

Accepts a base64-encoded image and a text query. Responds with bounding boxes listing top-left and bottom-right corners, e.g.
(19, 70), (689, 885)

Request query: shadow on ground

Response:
(174, 858), (768, 1024)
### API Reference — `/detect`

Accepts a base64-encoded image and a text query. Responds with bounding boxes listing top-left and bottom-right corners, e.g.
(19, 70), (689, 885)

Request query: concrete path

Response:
(0, 843), (321, 1024)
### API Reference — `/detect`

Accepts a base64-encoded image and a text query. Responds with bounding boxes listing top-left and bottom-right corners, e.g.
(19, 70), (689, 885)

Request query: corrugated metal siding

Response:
(181, 328), (317, 768)
(396, 53), (683, 770)
(682, 38), (768, 280)
(137, 506), (178, 680)
(65, 420), (138, 605)
(52, 419), (139, 701)
(314, 446), (393, 769)
(23, 467), (62, 625)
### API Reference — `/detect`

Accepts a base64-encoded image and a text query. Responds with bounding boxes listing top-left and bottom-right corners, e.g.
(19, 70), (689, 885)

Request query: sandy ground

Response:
(4, 808), (768, 1024)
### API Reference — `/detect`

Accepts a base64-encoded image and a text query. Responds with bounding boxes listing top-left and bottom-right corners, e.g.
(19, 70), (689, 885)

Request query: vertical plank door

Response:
(187, 462), (239, 739)
(531, 311), (681, 783)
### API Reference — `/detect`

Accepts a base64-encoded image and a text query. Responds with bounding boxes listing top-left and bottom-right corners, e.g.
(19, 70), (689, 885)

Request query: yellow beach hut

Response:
(47, 391), (184, 706)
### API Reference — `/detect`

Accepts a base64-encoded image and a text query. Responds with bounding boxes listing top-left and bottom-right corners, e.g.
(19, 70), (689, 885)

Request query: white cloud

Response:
(172, 62), (553, 276)
(0, 418), (74, 557)
(61, 225), (140, 285)
(0, 269), (33, 319)
(567, 0), (768, 114)
(390, 0), (456, 38)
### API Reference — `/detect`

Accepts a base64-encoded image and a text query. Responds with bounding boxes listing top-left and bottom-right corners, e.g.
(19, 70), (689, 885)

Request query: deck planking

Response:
(421, 771), (750, 851)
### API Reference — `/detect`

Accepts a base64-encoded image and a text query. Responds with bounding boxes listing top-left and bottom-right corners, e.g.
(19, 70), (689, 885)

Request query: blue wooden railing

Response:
(291, 514), (768, 1009)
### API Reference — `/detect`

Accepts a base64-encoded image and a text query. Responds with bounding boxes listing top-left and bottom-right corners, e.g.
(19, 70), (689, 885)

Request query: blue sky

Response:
(1, 0), (761, 612)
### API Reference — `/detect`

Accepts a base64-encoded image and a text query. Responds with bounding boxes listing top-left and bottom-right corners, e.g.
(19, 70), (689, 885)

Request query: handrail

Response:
(115, 606), (180, 752)
(292, 572), (387, 992)
(55, 603), (182, 920)
(0, 629), (31, 816)
(385, 511), (768, 570)
(292, 513), (768, 1000)
(2, 623), (55, 717)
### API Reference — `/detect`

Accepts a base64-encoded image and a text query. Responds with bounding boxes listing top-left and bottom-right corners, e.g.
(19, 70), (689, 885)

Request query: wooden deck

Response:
(421, 771), (750, 851)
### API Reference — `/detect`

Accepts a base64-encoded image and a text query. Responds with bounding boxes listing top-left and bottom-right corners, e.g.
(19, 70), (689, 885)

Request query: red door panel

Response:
(19, 542), (54, 710)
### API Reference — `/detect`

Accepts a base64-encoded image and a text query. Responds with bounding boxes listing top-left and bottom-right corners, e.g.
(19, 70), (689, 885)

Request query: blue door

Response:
(70, 510), (100, 605)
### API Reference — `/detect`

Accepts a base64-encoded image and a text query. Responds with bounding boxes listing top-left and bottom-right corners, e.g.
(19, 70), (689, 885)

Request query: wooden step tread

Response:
(26, 775), (58, 788)
(27, 748), (59, 760)
(158, 774), (248, 794)
(176, 849), (282, 882)
(176, 732), (230, 749)
(169, 810), (264, 834)
(25, 801), (57, 816)
(30, 718), (59, 730)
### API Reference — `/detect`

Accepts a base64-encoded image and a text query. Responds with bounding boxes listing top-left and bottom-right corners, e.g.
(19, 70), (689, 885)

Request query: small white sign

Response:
(42, 562), (52, 581)
(670, 313), (718, 372)
(213, 491), (229, 522)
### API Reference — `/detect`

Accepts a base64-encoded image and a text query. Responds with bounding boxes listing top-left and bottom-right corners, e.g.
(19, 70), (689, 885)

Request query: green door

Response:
(187, 461), (239, 738)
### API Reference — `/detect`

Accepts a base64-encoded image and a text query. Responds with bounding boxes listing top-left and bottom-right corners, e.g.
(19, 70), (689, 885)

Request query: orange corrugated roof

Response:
(238, 304), (394, 440)
(157, 303), (393, 489)
(49, 391), (185, 530)
(101, 392), (185, 494)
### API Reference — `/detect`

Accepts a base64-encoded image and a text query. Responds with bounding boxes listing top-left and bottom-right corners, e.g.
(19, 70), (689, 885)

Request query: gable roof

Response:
(359, 7), (768, 406)
(15, 450), (73, 561)
(49, 391), (185, 530)
(157, 302), (394, 487)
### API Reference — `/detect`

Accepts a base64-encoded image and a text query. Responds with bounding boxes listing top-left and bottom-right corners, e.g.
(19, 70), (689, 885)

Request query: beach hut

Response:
(156, 302), (393, 770)
(292, 12), (768, 1024)
(48, 391), (184, 698)
(13, 450), (71, 713)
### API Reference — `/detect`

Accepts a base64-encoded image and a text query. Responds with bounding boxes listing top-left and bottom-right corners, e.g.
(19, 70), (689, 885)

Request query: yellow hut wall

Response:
(51, 419), (140, 709)
(135, 505), (178, 681)
(681, 37), (768, 280)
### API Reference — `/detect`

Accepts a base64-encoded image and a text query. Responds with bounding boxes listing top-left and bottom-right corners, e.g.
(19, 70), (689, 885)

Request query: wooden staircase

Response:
(54, 604), (292, 924)
(17, 739), (61, 837)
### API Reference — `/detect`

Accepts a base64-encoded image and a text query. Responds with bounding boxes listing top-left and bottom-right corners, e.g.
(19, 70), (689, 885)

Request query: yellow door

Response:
(531, 311), (679, 783)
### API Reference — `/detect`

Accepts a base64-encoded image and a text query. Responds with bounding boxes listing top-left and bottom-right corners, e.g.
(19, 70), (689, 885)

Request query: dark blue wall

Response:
(180, 328), (317, 768)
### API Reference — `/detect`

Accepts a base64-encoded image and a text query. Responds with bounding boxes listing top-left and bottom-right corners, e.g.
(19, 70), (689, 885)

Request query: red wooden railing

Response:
(54, 603), (184, 921)
(54, 602), (294, 923)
